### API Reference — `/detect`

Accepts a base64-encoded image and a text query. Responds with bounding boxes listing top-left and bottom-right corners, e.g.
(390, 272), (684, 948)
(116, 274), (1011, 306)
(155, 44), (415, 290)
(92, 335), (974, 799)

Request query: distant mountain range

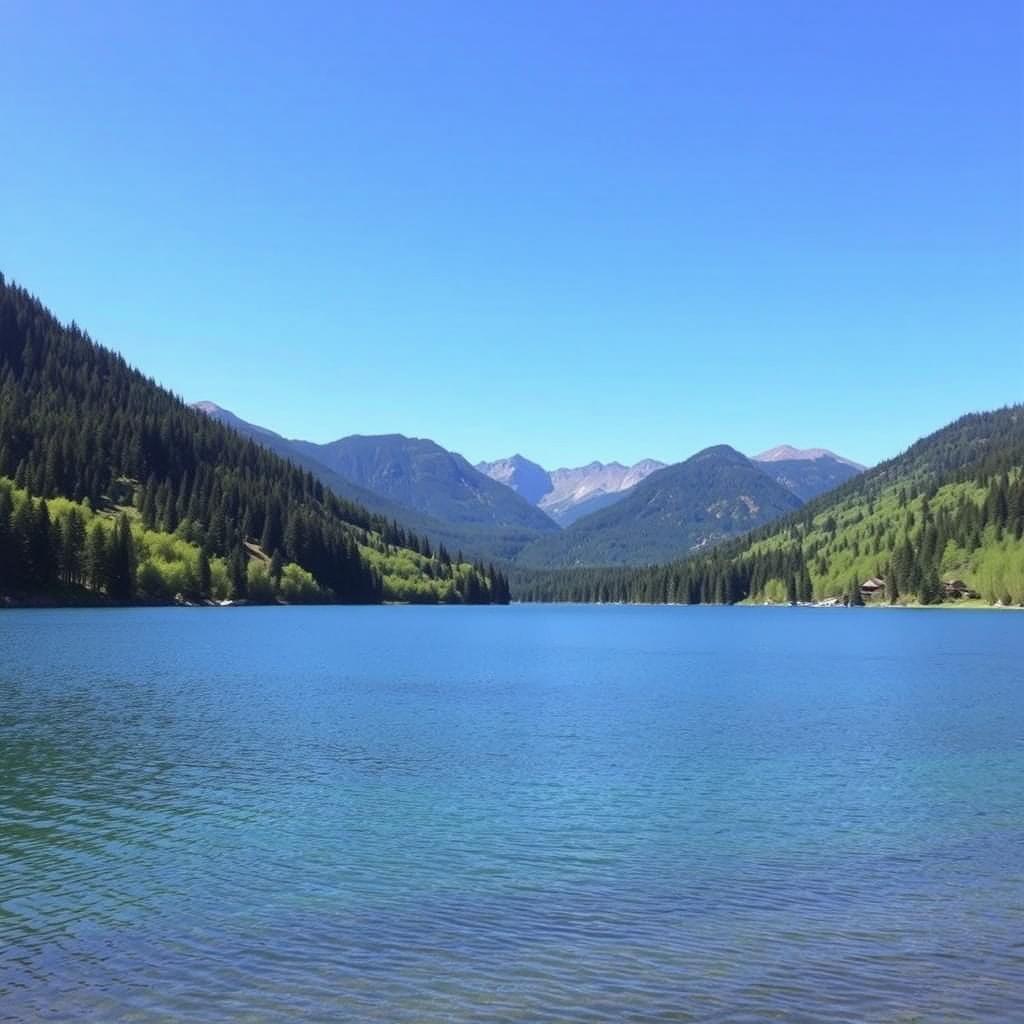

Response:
(475, 456), (666, 526)
(195, 402), (865, 569)
(514, 445), (806, 568)
(478, 445), (863, 528)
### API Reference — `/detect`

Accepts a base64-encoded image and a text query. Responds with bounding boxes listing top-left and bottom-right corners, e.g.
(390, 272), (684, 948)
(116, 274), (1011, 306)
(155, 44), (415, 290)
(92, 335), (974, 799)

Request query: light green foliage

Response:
(360, 541), (453, 603)
(358, 537), (487, 603)
(278, 563), (322, 603)
(973, 536), (1024, 604)
(208, 558), (232, 600)
(3, 474), (499, 606)
(246, 560), (278, 603)
(2, 476), (274, 604)
(741, 476), (1024, 605)
(133, 527), (201, 598)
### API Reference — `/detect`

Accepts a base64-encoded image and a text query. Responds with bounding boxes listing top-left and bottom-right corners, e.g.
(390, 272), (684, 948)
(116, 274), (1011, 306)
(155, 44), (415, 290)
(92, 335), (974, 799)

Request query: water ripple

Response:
(1, 606), (1022, 1022)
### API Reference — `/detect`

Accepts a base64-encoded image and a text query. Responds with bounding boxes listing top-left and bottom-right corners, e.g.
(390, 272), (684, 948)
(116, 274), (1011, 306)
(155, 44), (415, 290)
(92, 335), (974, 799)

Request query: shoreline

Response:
(3, 594), (1020, 611)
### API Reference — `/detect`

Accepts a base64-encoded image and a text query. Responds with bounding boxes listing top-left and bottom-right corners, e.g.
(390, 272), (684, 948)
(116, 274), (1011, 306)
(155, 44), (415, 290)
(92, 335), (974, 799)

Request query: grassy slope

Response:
(745, 475), (1024, 604)
(724, 405), (1024, 605)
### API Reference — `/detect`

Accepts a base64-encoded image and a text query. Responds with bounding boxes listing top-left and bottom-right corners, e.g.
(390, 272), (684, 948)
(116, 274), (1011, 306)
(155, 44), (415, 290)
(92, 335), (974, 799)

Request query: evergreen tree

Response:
(0, 486), (12, 588)
(30, 499), (57, 588)
(269, 549), (283, 587)
(85, 520), (109, 592)
(197, 546), (212, 597)
(886, 566), (899, 604)
(107, 513), (136, 600)
(918, 564), (942, 605)
(261, 497), (282, 554)
(230, 545), (248, 599)
(798, 563), (813, 603)
(60, 507), (86, 585)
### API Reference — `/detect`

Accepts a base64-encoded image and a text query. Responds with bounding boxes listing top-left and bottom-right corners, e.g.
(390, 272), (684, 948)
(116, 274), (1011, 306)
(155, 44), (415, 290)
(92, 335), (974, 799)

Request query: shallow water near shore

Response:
(1, 605), (1022, 1022)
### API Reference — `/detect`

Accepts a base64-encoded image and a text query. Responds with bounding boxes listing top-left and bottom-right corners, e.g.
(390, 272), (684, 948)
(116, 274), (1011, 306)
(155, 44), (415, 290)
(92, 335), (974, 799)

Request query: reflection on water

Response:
(1, 605), (1022, 1021)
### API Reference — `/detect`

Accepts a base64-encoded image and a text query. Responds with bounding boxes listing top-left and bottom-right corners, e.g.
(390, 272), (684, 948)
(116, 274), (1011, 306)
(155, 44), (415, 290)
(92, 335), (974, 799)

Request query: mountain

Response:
(516, 407), (1024, 606)
(752, 446), (865, 502)
(0, 275), (507, 606)
(754, 445), (863, 468)
(515, 445), (804, 568)
(292, 435), (557, 534)
(194, 403), (866, 572)
(479, 445), (863, 526)
(541, 460), (666, 525)
(195, 404), (557, 561)
(474, 455), (553, 506)
(476, 456), (666, 526)
(192, 403), (435, 528)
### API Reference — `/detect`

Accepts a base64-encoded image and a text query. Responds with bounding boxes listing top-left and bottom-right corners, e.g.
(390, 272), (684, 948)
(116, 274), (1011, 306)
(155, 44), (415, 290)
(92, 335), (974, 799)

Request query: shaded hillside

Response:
(515, 445), (803, 568)
(196, 403), (556, 561)
(294, 434), (557, 533)
(192, 402), (422, 524)
(755, 454), (863, 501)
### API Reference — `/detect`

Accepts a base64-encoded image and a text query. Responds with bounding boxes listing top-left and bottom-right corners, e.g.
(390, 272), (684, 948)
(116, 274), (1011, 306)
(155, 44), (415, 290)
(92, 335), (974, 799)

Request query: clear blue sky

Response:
(3, 1), (1021, 469)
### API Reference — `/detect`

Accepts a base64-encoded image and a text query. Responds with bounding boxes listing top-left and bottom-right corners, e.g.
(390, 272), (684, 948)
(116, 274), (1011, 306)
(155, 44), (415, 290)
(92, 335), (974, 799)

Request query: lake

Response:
(1, 605), (1022, 1022)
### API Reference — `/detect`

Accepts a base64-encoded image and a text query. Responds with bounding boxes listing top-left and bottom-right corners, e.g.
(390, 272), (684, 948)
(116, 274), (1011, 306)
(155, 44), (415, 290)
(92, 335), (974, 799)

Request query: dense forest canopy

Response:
(0, 274), (509, 606)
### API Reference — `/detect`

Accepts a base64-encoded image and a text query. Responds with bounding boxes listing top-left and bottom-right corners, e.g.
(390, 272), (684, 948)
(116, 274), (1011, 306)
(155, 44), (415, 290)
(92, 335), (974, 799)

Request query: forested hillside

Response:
(514, 445), (803, 568)
(515, 407), (1024, 606)
(292, 433), (558, 532)
(196, 402), (554, 562)
(0, 275), (509, 606)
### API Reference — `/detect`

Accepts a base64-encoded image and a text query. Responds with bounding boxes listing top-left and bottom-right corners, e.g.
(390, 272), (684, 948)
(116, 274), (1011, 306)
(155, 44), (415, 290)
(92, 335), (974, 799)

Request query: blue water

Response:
(1, 605), (1022, 1022)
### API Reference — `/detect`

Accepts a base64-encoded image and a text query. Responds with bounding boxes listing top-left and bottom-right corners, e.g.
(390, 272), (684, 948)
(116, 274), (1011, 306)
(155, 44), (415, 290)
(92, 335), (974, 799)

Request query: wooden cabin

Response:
(942, 579), (979, 599)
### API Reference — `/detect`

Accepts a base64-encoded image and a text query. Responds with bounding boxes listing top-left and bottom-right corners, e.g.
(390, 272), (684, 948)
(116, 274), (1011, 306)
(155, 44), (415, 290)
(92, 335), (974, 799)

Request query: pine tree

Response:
(139, 476), (158, 529)
(107, 513), (136, 600)
(261, 497), (282, 554)
(919, 564), (942, 605)
(85, 520), (108, 592)
(230, 545), (248, 599)
(60, 507), (86, 585)
(886, 565), (900, 604)
(269, 549), (283, 587)
(197, 546), (212, 597)
(30, 499), (57, 588)
(0, 486), (15, 589)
